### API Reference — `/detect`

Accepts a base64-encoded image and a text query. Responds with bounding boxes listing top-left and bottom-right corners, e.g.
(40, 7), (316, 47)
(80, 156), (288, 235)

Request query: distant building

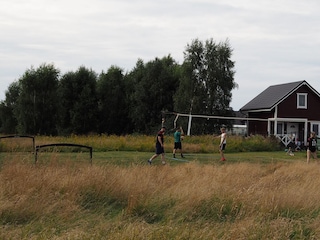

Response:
(229, 111), (247, 136)
(230, 124), (247, 135)
(240, 80), (320, 147)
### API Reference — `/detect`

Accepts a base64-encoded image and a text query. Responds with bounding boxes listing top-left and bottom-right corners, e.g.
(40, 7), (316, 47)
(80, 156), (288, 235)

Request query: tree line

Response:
(0, 38), (237, 136)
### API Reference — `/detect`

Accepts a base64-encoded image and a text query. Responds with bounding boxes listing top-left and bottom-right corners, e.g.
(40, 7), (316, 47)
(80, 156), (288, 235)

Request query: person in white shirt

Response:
(219, 127), (227, 161)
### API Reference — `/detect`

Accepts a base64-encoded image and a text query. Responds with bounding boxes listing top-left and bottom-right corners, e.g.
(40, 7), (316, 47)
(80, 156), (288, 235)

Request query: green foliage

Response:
(0, 82), (20, 133)
(58, 66), (99, 135)
(128, 56), (180, 133)
(226, 135), (282, 153)
(16, 63), (60, 135)
(97, 66), (131, 134)
(174, 38), (237, 134)
(179, 134), (281, 153)
(0, 38), (239, 135)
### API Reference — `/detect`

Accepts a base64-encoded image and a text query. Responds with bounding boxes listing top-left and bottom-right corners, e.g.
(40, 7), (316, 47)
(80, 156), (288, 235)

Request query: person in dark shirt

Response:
(148, 126), (166, 165)
(307, 131), (317, 163)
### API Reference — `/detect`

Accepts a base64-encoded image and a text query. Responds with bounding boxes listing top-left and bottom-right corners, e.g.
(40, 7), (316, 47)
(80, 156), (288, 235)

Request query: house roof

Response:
(240, 80), (316, 112)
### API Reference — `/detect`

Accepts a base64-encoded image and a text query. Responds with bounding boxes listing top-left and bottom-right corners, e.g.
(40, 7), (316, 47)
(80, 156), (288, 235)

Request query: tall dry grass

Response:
(1, 155), (320, 239)
(0, 134), (281, 153)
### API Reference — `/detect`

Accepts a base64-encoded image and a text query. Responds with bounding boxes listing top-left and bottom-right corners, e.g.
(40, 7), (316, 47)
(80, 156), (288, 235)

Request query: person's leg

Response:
(148, 154), (159, 164)
(180, 150), (184, 157)
(173, 142), (178, 158)
(150, 154), (159, 160)
(220, 150), (225, 160)
(219, 144), (226, 161)
(161, 153), (166, 164)
(175, 142), (183, 157)
(307, 150), (311, 163)
(180, 145), (184, 158)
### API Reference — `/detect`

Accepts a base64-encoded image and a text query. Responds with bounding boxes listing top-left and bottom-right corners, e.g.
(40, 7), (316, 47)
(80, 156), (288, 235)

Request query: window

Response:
(297, 93), (307, 109)
(277, 123), (283, 135)
(311, 122), (320, 136)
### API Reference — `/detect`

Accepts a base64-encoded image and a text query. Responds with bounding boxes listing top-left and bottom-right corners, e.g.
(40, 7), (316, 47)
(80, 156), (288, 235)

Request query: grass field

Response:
(1, 135), (319, 239)
(0, 149), (308, 166)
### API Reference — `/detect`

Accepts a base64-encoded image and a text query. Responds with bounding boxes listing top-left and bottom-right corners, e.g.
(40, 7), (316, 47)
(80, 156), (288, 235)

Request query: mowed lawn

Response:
(93, 150), (308, 165)
(0, 149), (309, 166)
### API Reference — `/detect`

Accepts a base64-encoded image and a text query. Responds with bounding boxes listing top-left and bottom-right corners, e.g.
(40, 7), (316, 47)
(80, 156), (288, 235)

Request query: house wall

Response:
(277, 85), (320, 120)
(248, 111), (273, 136)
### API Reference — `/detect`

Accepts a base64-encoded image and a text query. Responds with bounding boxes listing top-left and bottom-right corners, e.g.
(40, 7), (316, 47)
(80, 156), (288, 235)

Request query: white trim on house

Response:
(310, 121), (320, 136)
(243, 108), (273, 112)
(297, 93), (308, 109)
(272, 81), (319, 111)
(267, 117), (308, 146)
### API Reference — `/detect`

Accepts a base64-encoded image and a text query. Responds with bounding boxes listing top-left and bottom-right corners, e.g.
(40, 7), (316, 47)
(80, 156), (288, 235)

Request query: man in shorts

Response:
(148, 126), (166, 165)
(173, 127), (185, 158)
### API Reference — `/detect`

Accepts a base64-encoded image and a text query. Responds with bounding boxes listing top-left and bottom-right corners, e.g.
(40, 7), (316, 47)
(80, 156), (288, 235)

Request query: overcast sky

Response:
(1, 0), (320, 111)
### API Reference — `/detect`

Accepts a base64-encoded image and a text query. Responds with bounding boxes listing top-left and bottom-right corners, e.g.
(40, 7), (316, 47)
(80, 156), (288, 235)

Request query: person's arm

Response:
(180, 126), (184, 136)
(213, 133), (220, 139)
(158, 135), (164, 147)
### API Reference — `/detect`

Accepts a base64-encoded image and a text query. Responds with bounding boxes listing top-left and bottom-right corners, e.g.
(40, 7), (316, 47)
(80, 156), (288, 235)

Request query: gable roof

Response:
(240, 80), (319, 112)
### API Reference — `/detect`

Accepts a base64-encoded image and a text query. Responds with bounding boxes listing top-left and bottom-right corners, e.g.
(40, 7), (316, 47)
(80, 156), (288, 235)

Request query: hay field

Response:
(1, 146), (320, 239)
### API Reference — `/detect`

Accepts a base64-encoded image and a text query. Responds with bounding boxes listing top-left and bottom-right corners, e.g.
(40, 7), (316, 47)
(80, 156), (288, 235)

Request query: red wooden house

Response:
(240, 80), (320, 147)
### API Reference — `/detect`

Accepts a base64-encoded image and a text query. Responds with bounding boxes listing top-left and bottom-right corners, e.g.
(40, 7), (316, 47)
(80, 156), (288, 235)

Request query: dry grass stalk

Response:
(1, 155), (320, 239)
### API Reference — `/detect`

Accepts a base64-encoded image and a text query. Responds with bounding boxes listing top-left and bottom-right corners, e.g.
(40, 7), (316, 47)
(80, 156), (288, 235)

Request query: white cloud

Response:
(1, 0), (320, 110)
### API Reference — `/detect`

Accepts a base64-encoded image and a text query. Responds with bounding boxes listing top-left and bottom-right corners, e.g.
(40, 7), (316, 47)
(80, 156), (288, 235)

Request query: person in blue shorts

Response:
(148, 126), (166, 165)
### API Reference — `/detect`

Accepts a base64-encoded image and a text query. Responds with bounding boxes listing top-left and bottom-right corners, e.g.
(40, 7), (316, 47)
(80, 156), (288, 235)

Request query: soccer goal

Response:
(35, 143), (93, 164)
(169, 112), (265, 136)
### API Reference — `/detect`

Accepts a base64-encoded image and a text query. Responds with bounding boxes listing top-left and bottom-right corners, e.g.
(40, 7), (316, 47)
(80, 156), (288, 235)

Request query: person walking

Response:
(173, 126), (185, 158)
(218, 127), (227, 161)
(307, 131), (317, 163)
(148, 126), (166, 165)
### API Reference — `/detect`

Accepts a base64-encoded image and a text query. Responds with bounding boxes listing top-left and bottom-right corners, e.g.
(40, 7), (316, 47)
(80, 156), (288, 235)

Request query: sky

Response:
(1, 0), (320, 111)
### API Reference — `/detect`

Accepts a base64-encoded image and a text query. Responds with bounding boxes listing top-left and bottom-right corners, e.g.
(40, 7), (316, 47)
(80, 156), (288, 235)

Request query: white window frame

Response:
(297, 93), (307, 109)
(310, 122), (320, 137)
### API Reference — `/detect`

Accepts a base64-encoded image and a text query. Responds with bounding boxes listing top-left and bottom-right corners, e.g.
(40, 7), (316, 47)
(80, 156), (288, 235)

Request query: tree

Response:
(97, 66), (131, 134)
(174, 38), (237, 134)
(128, 56), (179, 133)
(16, 64), (60, 135)
(58, 66), (98, 135)
(57, 72), (75, 135)
(126, 59), (148, 132)
(0, 82), (20, 133)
